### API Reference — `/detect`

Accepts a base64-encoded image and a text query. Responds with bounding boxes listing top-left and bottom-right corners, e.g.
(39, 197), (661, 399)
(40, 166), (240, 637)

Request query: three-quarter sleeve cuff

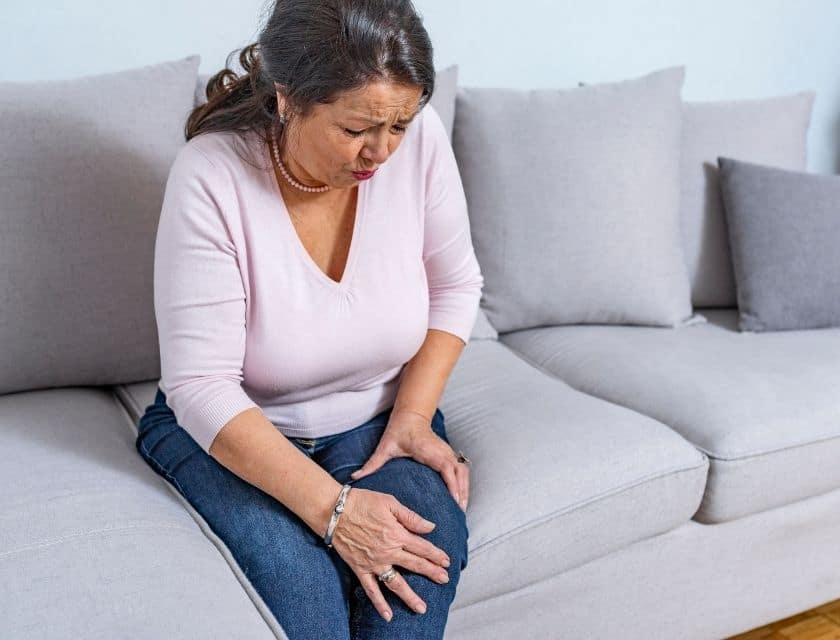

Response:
(179, 383), (261, 454)
(428, 291), (482, 345)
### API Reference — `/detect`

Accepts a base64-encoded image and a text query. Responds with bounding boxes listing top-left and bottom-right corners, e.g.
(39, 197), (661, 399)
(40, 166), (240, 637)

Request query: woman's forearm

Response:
(391, 328), (465, 424)
(209, 407), (343, 538)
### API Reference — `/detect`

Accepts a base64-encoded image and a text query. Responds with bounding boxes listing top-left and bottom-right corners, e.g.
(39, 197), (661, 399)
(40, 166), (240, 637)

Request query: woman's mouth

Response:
(351, 169), (377, 180)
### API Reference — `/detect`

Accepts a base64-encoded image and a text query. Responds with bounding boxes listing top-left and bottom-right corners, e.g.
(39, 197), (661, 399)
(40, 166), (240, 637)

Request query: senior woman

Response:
(135, 0), (483, 638)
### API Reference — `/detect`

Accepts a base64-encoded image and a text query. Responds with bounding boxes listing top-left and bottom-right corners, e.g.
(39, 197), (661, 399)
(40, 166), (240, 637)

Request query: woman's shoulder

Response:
(186, 128), (263, 164)
(170, 128), (269, 184)
(418, 102), (446, 137)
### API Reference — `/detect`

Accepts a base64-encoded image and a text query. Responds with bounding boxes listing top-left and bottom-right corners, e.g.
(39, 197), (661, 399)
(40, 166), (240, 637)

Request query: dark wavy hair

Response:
(185, 0), (435, 167)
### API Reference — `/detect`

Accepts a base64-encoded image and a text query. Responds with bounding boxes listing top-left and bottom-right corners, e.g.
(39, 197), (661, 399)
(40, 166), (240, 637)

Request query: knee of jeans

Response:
(430, 490), (469, 574)
(386, 458), (469, 573)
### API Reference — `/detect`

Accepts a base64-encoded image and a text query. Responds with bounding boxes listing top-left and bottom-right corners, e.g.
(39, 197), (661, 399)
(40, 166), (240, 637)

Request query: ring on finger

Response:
(377, 566), (398, 584)
(456, 449), (471, 465)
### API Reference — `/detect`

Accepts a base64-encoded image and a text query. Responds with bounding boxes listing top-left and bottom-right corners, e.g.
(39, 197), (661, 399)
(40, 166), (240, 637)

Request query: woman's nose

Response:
(363, 137), (390, 165)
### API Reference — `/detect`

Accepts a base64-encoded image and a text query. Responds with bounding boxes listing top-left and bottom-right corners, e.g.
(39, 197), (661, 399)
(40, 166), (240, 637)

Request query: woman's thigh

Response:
(135, 389), (353, 640)
(317, 409), (470, 640)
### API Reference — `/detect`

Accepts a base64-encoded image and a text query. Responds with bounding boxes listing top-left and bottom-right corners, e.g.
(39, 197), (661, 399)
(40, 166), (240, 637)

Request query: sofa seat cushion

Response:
(500, 309), (840, 524)
(120, 344), (708, 609)
(0, 388), (283, 639)
(441, 341), (708, 607)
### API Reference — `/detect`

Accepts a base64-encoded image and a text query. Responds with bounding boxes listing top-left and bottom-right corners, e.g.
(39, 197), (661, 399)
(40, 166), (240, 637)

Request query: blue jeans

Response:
(135, 387), (469, 640)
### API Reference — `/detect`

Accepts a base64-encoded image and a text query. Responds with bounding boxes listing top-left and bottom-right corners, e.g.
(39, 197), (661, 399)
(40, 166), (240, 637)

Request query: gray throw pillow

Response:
(0, 55), (201, 394)
(454, 66), (704, 332)
(681, 92), (815, 308)
(196, 64), (499, 340)
(717, 156), (840, 331)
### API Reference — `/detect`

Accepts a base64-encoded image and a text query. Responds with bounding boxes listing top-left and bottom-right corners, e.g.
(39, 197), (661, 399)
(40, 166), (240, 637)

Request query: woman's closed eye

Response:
(344, 125), (406, 137)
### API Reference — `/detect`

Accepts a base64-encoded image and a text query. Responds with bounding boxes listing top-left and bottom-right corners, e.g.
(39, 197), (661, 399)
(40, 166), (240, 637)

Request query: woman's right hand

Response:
(329, 486), (452, 621)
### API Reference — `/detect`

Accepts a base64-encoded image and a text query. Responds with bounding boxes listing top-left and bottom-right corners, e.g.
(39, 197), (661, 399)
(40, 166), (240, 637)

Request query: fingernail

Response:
(384, 610), (392, 622)
(444, 556), (451, 568)
(416, 603), (427, 614)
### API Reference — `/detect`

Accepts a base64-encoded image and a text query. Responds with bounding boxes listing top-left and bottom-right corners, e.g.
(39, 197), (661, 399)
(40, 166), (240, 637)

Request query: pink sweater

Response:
(154, 105), (484, 453)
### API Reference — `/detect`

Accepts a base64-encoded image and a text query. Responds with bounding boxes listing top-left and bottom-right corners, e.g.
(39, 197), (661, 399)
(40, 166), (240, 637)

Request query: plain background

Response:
(2, 0), (839, 174)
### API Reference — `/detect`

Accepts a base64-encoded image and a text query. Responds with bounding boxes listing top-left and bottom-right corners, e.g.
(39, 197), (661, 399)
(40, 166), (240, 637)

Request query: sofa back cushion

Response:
(453, 66), (702, 333)
(680, 91), (815, 308)
(0, 56), (200, 394)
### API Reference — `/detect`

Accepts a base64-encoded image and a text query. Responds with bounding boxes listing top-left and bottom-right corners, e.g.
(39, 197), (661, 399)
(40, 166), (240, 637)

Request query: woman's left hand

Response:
(349, 410), (470, 512)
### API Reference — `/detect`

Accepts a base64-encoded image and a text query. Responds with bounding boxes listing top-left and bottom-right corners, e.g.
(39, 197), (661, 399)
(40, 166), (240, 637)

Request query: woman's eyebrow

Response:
(347, 110), (419, 125)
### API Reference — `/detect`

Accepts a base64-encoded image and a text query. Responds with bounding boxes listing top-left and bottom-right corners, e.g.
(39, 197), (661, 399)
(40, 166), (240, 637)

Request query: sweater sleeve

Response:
(153, 141), (260, 454)
(422, 105), (485, 345)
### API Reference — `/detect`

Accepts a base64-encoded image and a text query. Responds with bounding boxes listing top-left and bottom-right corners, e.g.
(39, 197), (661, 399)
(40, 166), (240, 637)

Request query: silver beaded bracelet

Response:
(324, 483), (352, 548)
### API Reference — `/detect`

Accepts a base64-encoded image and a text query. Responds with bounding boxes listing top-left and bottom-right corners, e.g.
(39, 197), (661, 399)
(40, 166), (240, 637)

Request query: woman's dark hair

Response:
(185, 0), (435, 166)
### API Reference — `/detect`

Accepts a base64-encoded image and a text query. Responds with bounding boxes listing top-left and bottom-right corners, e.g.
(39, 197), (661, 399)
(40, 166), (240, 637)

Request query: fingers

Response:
(358, 573), (394, 622)
(399, 527), (451, 570)
(454, 461), (470, 511)
(376, 567), (430, 615)
(394, 548), (450, 585)
(439, 463), (460, 508)
(392, 500), (437, 534)
(358, 568), (430, 621)
(426, 436), (471, 512)
(440, 458), (471, 511)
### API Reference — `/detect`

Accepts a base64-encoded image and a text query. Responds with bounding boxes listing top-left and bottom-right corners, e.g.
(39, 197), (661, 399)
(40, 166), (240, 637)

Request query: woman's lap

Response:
(135, 388), (468, 640)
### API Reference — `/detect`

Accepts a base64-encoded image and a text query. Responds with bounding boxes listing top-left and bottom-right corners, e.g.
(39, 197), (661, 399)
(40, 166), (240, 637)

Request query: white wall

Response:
(3, 0), (838, 173)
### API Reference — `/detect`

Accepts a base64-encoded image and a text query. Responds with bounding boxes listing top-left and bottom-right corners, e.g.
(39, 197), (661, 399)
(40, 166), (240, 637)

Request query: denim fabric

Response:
(136, 386), (469, 640)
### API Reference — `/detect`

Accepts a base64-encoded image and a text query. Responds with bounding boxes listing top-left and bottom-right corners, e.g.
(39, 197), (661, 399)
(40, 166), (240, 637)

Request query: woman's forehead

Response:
(332, 82), (423, 122)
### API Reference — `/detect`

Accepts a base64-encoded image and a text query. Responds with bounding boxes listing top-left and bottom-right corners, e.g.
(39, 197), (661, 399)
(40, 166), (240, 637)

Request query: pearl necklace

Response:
(269, 131), (332, 193)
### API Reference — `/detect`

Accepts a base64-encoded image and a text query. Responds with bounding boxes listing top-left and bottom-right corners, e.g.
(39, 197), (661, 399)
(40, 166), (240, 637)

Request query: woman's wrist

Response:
(309, 477), (346, 539)
(389, 406), (433, 425)
(323, 483), (353, 547)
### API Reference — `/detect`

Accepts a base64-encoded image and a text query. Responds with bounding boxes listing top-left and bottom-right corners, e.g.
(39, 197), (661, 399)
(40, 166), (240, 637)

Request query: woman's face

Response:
(275, 80), (424, 190)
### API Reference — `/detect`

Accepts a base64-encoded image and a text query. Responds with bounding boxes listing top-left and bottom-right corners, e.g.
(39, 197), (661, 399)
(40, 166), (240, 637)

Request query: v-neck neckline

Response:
(264, 136), (366, 291)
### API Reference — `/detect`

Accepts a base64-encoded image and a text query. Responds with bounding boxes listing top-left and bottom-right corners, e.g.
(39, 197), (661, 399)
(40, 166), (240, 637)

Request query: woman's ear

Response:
(273, 82), (288, 113)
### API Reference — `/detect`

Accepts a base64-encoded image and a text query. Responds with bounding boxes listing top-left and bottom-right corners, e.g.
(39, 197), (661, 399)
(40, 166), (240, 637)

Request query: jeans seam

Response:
(144, 424), (179, 459)
(168, 448), (202, 478)
(137, 436), (188, 497)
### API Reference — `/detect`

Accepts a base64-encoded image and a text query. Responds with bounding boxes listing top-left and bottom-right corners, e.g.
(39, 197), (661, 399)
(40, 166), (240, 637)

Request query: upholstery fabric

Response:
(0, 55), (201, 394)
(452, 66), (700, 332)
(717, 156), (840, 331)
(500, 309), (840, 523)
(681, 92), (815, 307)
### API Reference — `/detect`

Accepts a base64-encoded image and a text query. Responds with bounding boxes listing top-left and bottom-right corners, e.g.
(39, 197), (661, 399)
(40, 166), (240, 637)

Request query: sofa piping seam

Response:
(0, 523), (199, 561)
